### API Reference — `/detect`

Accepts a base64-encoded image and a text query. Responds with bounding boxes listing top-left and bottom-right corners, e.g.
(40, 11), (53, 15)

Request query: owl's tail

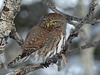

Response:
(8, 53), (29, 67)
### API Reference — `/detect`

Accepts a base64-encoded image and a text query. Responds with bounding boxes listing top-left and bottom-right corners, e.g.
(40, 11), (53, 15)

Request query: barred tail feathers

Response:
(8, 53), (28, 67)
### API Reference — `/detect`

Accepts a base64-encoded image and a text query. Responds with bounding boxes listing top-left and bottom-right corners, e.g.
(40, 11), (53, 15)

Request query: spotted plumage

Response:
(8, 13), (67, 67)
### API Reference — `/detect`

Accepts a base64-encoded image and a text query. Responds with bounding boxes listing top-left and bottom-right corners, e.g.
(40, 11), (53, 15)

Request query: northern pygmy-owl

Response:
(8, 13), (67, 67)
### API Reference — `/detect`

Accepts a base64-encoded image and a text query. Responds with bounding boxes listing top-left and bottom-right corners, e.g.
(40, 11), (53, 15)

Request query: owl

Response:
(8, 13), (68, 69)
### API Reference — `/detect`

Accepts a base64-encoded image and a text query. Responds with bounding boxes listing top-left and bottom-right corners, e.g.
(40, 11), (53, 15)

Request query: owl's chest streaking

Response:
(22, 25), (66, 63)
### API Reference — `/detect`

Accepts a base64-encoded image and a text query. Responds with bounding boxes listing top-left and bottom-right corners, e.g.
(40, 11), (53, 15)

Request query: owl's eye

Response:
(52, 21), (56, 25)
(44, 20), (46, 24)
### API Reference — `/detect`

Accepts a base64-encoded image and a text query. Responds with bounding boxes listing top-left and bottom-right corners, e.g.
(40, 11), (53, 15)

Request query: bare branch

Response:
(42, 0), (82, 22)
(88, 19), (100, 25)
(80, 29), (89, 43)
(7, 40), (100, 75)
(9, 29), (24, 48)
(0, 0), (23, 68)
(66, 40), (100, 55)
(42, 0), (99, 26)
(65, 0), (98, 47)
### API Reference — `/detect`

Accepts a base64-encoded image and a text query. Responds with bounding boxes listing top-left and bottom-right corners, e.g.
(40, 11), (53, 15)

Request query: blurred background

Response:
(0, 0), (100, 75)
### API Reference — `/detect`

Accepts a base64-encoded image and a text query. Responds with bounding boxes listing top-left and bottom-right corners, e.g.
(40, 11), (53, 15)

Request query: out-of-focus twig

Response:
(80, 29), (89, 43)
(42, 0), (100, 26)
(65, 0), (98, 46)
(42, 0), (82, 22)
(67, 40), (100, 55)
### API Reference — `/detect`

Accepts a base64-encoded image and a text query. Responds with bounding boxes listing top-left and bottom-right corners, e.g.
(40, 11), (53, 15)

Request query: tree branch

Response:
(42, 0), (82, 22)
(64, 0), (98, 50)
(42, 0), (100, 26)
(0, 0), (23, 68)
(6, 40), (100, 75)
(66, 40), (100, 55)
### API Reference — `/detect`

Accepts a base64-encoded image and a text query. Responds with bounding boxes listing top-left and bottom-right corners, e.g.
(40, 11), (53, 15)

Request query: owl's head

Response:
(39, 13), (67, 30)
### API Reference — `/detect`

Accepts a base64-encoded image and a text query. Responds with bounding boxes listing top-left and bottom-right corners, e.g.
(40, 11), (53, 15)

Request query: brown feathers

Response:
(8, 13), (67, 67)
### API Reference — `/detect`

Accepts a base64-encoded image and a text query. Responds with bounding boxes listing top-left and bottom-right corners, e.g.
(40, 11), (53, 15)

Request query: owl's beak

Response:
(46, 23), (50, 29)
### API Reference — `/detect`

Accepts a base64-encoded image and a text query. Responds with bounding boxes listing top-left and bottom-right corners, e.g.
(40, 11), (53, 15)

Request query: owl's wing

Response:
(8, 26), (50, 66)
(22, 26), (50, 56)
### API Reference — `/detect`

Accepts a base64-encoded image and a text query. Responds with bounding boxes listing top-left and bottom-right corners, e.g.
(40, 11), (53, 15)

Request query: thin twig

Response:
(65, 0), (98, 47)
(42, 0), (100, 26)
(66, 40), (100, 55)
(10, 29), (24, 48)
(42, 0), (82, 22)
(80, 29), (89, 43)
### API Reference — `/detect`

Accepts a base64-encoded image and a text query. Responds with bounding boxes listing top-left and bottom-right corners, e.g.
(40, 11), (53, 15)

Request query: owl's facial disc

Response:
(43, 20), (57, 29)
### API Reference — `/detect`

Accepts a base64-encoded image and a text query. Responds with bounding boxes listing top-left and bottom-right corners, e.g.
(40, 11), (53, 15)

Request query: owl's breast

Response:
(30, 31), (65, 64)
(22, 25), (66, 63)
